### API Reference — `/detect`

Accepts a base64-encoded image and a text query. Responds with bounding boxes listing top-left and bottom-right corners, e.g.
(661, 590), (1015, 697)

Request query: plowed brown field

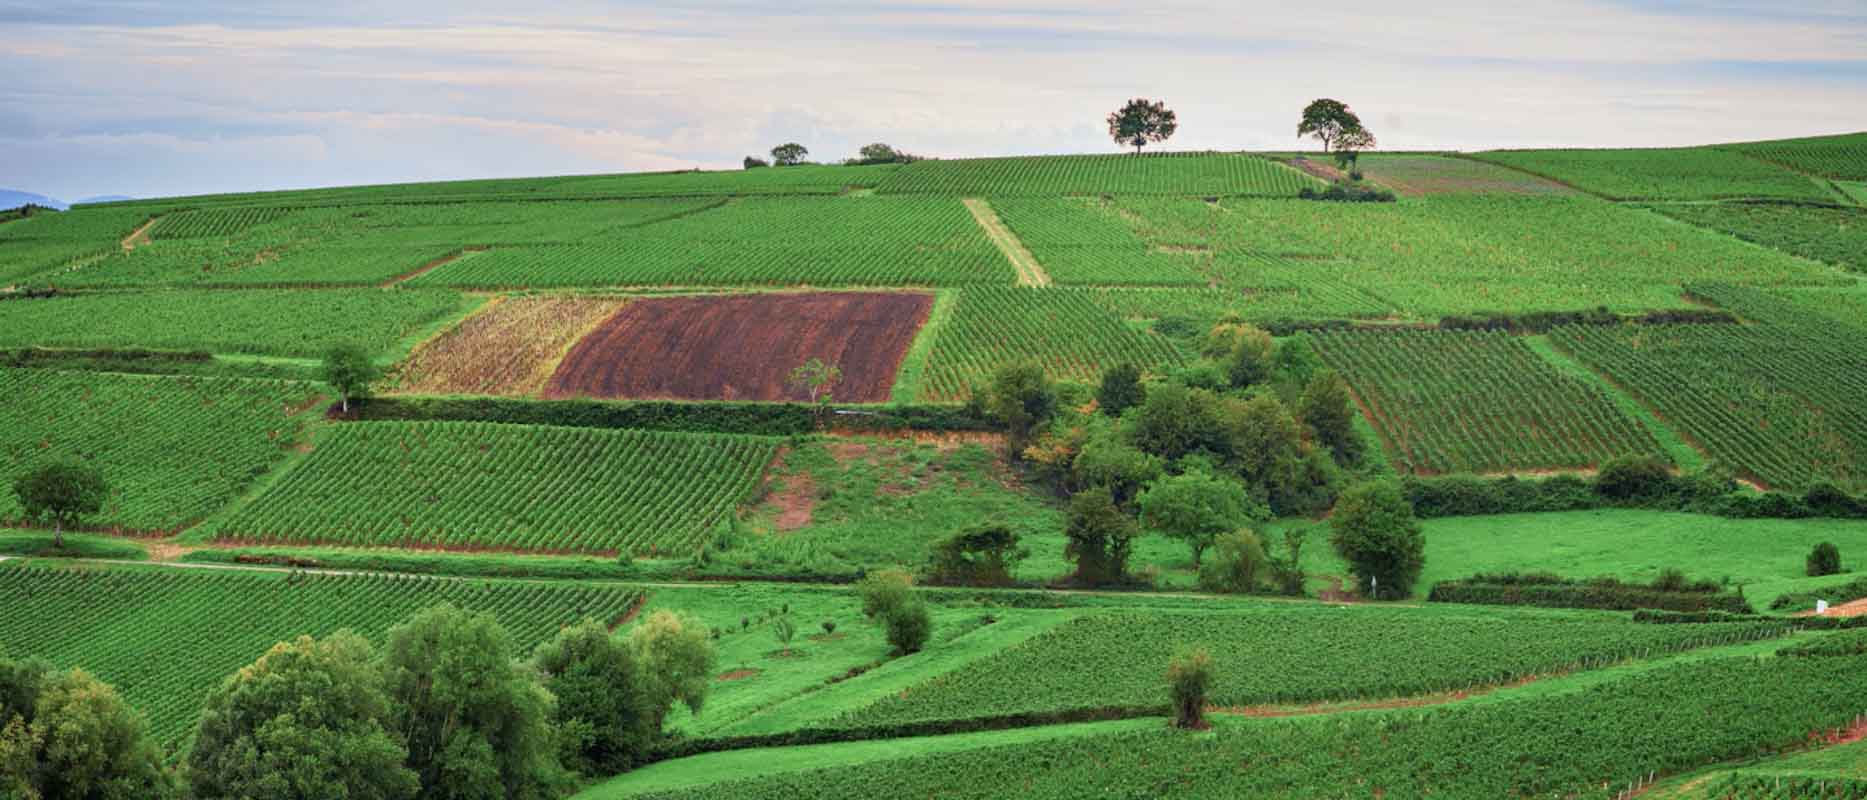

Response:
(545, 292), (933, 402)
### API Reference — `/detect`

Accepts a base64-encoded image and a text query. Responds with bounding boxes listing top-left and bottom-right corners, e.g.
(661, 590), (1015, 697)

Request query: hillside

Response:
(4, 135), (1867, 799)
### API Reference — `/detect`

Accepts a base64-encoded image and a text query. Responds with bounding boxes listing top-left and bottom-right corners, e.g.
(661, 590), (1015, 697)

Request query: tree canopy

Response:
(1297, 98), (1370, 152)
(4, 655), (173, 800)
(1329, 480), (1425, 600)
(11, 460), (107, 548)
(322, 342), (379, 414)
(1107, 98), (1178, 155)
(770, 143), (809, 166)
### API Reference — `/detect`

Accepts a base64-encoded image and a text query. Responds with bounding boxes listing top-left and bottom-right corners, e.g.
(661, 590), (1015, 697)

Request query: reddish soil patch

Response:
(716, 669), (761, 682)
(1289, 157), (1347, 182)
(771, 471), (817, 532)
(546, 292), (933, 402)
(1799, 597), (1867, 618)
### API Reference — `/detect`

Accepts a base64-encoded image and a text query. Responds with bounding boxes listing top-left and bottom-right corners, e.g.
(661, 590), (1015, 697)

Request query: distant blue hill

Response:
(0, 189), (67, 210)
(76, 195), (135, 205)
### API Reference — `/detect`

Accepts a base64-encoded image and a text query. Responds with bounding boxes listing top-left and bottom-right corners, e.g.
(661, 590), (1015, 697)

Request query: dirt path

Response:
(1799, 596), (1867, 618)
(963, 198), (1051, 287)
(120, 216), (160, 251)
(382, 246), (485, 287)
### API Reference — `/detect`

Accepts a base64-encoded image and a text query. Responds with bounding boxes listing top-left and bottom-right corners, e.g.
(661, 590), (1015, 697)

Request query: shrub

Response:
(883, 600), (933, 655)
(1329, 480), (1425, 600)
(1139, 470), (1262, 566)
(4, 657), (174, 800)
(1808, 542), (1843, 577)
(821, 620), (836, 636)
(857, 569), (915, 619)
(1097, 362), (1145, 417)
(1166, 648), (1214, 730)
(987, 360), (1057, 456)
(1595, 454), (1673, 500)
(1197, 529), (1269, 594)
(531, 620), (656, 774)
(926, 525), (1027, 587)
(1063, 487), (1138, 586)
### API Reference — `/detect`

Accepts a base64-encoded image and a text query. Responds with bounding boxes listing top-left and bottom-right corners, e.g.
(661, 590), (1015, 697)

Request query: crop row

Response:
(0, 561), (642, 750)
(1650, 202), (1867, 274)
(396, 295), (626, 396)
(625, 643), (1866, 800)
(213, 420), (780, 554)
(0, 287), (470, 358)
(0, 204), (156, 284)
(1726, 132), (1867, 181)
(825, 606), (1782, 731)
(875, 152), (1323, 197)
(1552, 320), (1867, 491)
(1472, 147), (1831, 201)
(915, 287), (1185, 401)
(0, 368), (322, 531)
(1312, 328), (1664, 474)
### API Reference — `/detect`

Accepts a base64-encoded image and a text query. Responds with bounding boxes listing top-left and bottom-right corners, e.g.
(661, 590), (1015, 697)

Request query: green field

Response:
(211, 421), (779, 554)
(0, 560), (642, 750)
(1313, 329), (1664, 474)
(875, 152), (1321, 197)
(1354, 153), (1580, 196)
(1725, 131), (1867, 181)
(1650, 201), (1867, 272)
(915, 286), (1185, 400)
(1472, 147), (1832, 201)
(0, 369), (322, 531)
(0, 204), (157, 284)
(0, 288), (470, 358)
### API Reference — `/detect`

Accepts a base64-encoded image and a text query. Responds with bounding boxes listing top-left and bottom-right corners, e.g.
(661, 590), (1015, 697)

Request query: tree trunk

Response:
(53, 518), (62, 549)
(341, 394), (349, 414)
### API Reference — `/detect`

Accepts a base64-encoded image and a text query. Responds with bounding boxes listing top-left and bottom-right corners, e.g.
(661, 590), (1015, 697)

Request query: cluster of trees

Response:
(1, 604), (715, 799)
(968, 320), (1424, 597)
(742, 143), (919, 169)
(855, 570), (933, 654)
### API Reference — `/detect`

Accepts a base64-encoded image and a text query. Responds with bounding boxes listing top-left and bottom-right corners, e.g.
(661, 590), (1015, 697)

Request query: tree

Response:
(986, 361), (1057, 457)
(322, 343), (380, 414)
(530, 621), (655, 775)
(787, 358), (841, 429)
(1198, 529), (1269, 594)
(1595, 454), (1674, 500)
(1125, 382), (1227, 462)
(855, 143), (913, 164)
(1, 656), (172, 800)
(882, 600), (932, 655)
(11, 460), (106, 548)
(1329, 480), (1425, 600)
(856, 569), (915, 619)
(1808, 542), (1843, 577)
(1096, 362), (1144, 417)
(1220, 395), (1305, 495)
(1332, 127), (1377, 173)
(1064, 487), (1137, 586)
(187, 633), (416, 800)
(1297, 98), (1367, 152)
(742, 156), (769, 169)
(1071, 427), (1163, 508)
(380, 605), (565, 800)
(1166, 649), (1213, 730)
(1138, 470), (1263, 566)
(926, 525), (1026, 587)
(1298, 371), (1362, 466)
(1106, 98), (1178, 155)
(627, 610), (715, 731)
(769, 143), (808, 166)
(1203, 322), (1275, 389)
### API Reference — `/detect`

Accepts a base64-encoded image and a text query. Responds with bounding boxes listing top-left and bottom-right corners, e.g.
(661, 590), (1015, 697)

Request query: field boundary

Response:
(1524, 335), (1707, 472)
(381, 246), (487, 287)
(962, 198), (1050, 287)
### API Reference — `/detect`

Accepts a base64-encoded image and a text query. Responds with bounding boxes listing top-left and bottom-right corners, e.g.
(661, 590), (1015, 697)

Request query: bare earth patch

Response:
(396, 295), (625, 396)
(717, 668), (761, 682)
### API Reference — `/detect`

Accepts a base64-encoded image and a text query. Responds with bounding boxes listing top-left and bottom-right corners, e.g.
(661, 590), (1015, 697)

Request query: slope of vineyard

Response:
(875, 152), (1322, 197)
(1354, 154), (1580, 196)
(916, 287), (1185, 401)
(1471, 147), (1831, 201)
(0, 561), (643, 751)
(1649, 202), (1867, 273)
(0, 369), (322, 531)
(412, 197), (1010, 288)
(213, 421), (779, 554)
(395, 295), (627, 396)
(0, 288), (470, 358)
(1724, 131), (1867, 181)
(1312, 329), (1666, 474)
(0, 205), (157, 285)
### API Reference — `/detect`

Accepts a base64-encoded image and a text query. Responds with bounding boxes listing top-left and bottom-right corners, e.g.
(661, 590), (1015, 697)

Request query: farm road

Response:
(963, 198), (1051, 287)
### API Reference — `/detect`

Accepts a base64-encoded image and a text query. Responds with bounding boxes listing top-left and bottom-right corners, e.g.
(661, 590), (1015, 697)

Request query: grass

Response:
(0, 531), (149, 560)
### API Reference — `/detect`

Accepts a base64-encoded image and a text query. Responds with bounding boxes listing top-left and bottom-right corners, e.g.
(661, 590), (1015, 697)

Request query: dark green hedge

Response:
(1429, 574), (1751, 613)
(352, 396), (998, 436)
(1401, 474), (1867, 521)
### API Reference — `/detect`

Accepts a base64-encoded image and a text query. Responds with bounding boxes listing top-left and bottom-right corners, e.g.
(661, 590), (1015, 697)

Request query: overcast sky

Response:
(3, 0), (1864, 201)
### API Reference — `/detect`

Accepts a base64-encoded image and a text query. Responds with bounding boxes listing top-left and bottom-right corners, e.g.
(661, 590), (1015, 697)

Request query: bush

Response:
(1063, 487), (1138, 586)
(1429, 572), (1750, 613)
(857, 569), (915, 619)
(1197, 529), (1268, 594)
(4, 657), (174, 800)
(1329, 480), (1425, 600)
(1166, 648), (1214, 730)
(1097, 362), (1145, 417)
(1298, 182), (1396, 202)
(1139, 470), (1262, 566)
(531, 620), (655, 774)
(987, 361), (1057, 456)
(1808, 542), (1844, 577)
(883, 600), (933, 655)
(1594, 454), (1674, 500)
(926, 526), (1027, 587)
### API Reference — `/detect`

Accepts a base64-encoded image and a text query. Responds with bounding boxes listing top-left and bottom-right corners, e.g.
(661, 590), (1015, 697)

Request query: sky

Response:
(2, 0), (1865, 201)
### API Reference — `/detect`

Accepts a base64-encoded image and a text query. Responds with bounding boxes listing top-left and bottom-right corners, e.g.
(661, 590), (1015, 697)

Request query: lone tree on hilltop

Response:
(1332, 127), (1377, 173)
(855, 143), (915, 164)
(1107, 98), (1178, 155)
(12, 460), (107, 548)
(1298, 98), (1371, 153)
(770, 143), (809, 166)
(323, 342), (380, 414)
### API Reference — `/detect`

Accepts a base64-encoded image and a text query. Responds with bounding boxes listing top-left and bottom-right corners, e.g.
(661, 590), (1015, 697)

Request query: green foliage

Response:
(0, 369), (321, 531)
(1297, 98), (1367, 152)
(1137, 470), (1262, 565)
(1427, 572), (1752, 613)
(1296, 370), (1361, 465)
(322, 341), (379, 412)
(770, 143), (809, 167)
(0, 657), (172, 800)
(1650, 202), (1867, 273)
(1095, 363), (1144, 417)
(1474, 147), (1829, 201)
(187, 632), (417, 800)
(926, 526), (1026, 587)
(381, 604), (567, 800)
(628, 610), (716, 731)
(532, 620), (656, 774)
(1594, 454), (1676, 500)
(1196, 529), (1269, 594)
(882, 600), (933, 656)
(0, 562), (641, 750)
(1106, 98), (1178, 154)
(1165, 648), (1212, 730)
(0, 205), (158, 285)
(215, 421), (778, 554)
(1205, 322), (1274, 389)
(356, 395), (993, 437)
(985, 360), (1056, 455)
(1063, 487), (1137, 586)
(1312, 329), (1663, 474)
(1125, 382), (1226, 463)
(876, 152), (1319, 197)
(918, 288), (1184, 402)
(856, 570), (915, 620)
(1809, 541), (1844, 577)
(1330, 481), (1426, 599)
(1726, 131), (1867, 180)
(10, 460), (106, 546)
(0, 289), (468, 357)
